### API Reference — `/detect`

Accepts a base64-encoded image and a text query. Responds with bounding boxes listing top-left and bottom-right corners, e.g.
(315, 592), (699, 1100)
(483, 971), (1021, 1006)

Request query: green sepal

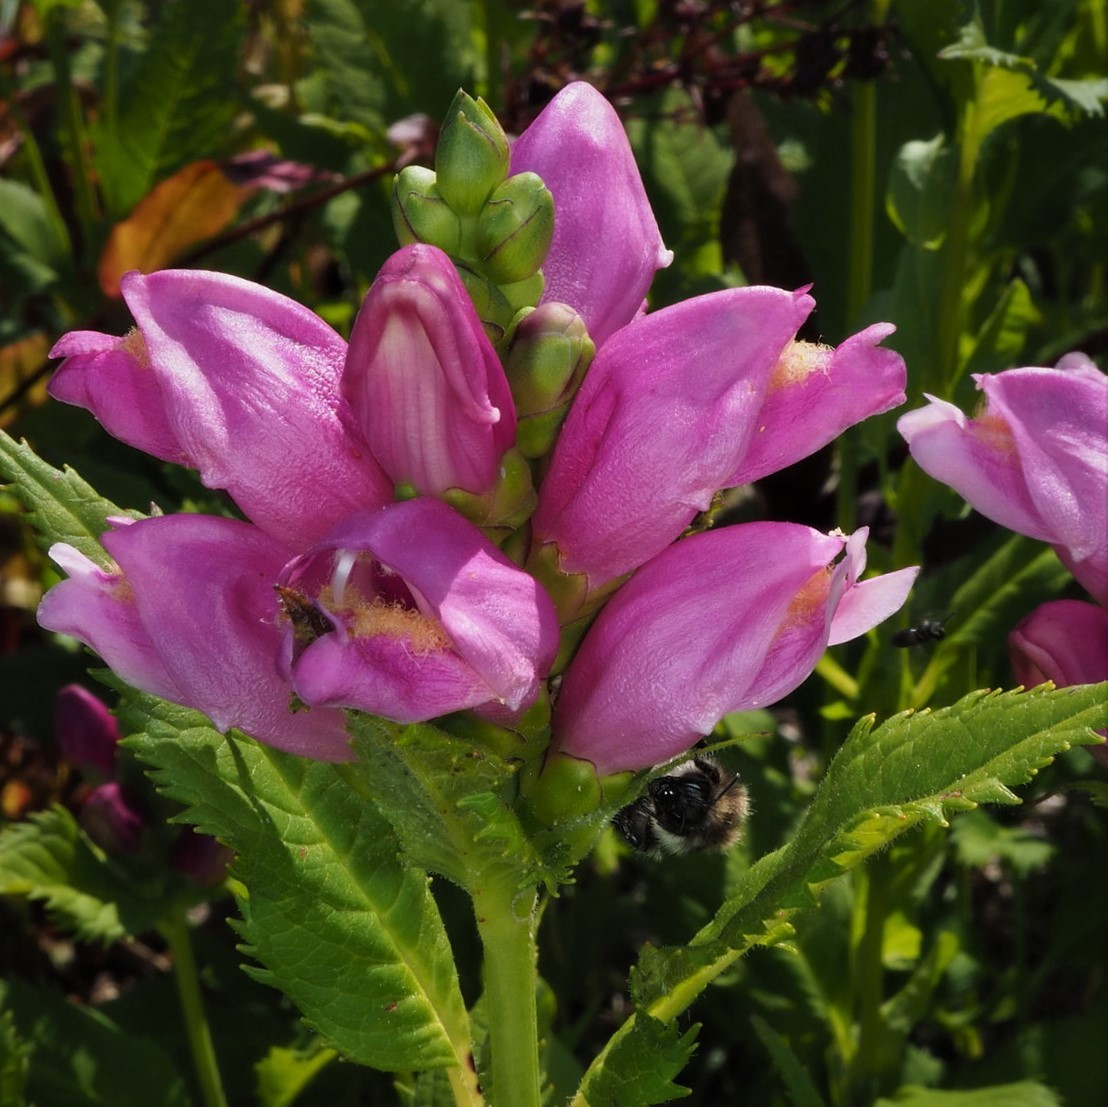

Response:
(391, 165), (461, 253)
(499, 271), (546, 314)
(476, 173), (555, 285)
(434, 90), (509, 216)
(454, 263), (517, 346)
(441, 446), (537, 538)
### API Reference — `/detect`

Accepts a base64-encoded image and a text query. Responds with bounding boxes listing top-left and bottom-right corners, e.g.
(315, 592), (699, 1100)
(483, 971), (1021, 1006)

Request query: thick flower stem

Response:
(162, 908), (229, 1107)
(472, 879), (542, 1107)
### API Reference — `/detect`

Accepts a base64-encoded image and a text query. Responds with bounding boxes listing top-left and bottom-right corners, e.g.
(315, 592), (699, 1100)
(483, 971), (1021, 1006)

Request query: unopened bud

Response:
(442, 446), (537, 538)
(476, 173), (555, 284)
(81, 782), (145, 854)
(504, 303), (594, 458)
(455, 264), (518, 347)
(435, 90), (509, 216)
(392, 166), (461, 253)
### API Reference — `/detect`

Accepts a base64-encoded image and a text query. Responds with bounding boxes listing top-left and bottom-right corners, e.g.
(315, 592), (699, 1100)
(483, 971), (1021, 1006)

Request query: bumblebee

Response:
(891, 617), (947, 648)
(613, 755), (748, 857)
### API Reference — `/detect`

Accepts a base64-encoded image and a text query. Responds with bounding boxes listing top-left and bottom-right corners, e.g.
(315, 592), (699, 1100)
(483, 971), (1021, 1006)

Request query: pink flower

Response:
(511, 82), (673, 346)
(38, 515), (354, 761)
(55, 684), (121, 778)
(341, 245), (517, 498)
(531, 289), (907, 592)
(277, 498), (559, 721)
(48, 270), (392, 548)
(551, 524), (918, 773)
(81, 782), (145, 854)
(1008, 598), (1108, 769)
(898, 356), (1108, 604)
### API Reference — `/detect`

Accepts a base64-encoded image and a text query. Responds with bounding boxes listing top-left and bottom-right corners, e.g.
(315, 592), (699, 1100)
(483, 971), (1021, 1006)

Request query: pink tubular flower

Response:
(37, 515), (353, 761)
(551, 524), (918, 774)
(277, 498), (559, 721)
(1009, 599), (1108, 768)
(531, 288), (907, 591)
(898, 356), (1108, 604)
(81, 782), (146, 854)
(55, 684), (121, 778)
(341, 245), (517, 497)
(510, 81), (673, 346)
(48, 269), (391, 548)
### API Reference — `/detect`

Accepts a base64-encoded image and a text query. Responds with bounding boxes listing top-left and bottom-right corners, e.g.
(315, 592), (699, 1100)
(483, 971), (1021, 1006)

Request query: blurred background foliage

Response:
(1, 1), (1106, 1105)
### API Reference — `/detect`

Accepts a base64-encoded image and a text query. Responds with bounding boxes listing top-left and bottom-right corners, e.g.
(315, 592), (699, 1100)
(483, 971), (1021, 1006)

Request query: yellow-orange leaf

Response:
(0, 331), (51, 428)
(98, 160), (243, 297)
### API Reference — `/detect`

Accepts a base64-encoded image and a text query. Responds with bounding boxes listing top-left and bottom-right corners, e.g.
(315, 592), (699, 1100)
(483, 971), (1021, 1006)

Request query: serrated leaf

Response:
(575, 1013), (697, 1107)
(94, 0), (245, 217)
(750, 1014), (828, 1107)
(98, 161), (243, 297)
(0, 430), (142, 568)
(0, 1008), (30, 1107)
(0, 977), (191, 1107)
(0, 806), (170, 941)
(598, 684), (1106, 1061)
(119, 691), (472, 1073)
(948, 809), (1054, 875)
(346, 714), (546, 894)
(874, 1081), (1061, 1107)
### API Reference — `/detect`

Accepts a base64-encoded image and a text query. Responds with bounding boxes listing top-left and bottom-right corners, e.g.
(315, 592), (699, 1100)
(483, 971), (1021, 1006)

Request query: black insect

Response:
(613, 755), (748, 857)
(891, 618), (948, 648)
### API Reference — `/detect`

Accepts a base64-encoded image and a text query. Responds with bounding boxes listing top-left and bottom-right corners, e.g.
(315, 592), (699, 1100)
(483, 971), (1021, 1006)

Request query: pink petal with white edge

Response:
(511, 82), (672, 346)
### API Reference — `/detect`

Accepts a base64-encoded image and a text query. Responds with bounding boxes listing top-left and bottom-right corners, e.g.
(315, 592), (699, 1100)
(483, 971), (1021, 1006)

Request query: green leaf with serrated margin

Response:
(120, 692), (473, 1074)
(0, 429), (142, 569)
(874, 1081), (1061, 1107)
(750, 1014), (828, 1107)
(95, 0), (245, 217)
(582, 685), (1106, 1092)
(0, 977), (191, 1107)
(0, 806), (169, 941)
(574, 1013), (696, 1107)
(0, 1008), (30, 1107)
(346, 714), (546, 894)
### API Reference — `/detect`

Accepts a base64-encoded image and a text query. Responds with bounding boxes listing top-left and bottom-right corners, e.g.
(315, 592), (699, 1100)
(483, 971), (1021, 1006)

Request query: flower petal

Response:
(533, 286), (813, 589)
(341, 245), (515, 496)
(38, 517), (352, 760)
(511, 82), (672, 346)
(732, 323), (907, 485)
(49, 269), (391, 547)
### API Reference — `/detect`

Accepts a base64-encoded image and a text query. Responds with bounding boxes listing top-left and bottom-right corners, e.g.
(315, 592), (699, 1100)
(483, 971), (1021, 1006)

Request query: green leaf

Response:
(345, 714), (547, 895)
(874, 1081), (1062, 1107)
(0, 429), (142, 569)
(0, 977), (191, 1107)
(582, 684), (1107, 1090)
(0, 1008), (30, 1107)
(120, 692), (473, 1073)
(0, 806), (169, 942)
(574, 1013), (697, 1107)
(887, 135), (956, 249)
(94, 0), (245, 217)
(963, 278), (1038, 377)
(0, 179), (66, 292)
(749, 1014), (828, 1107)
(948, 809), (1054, 876)
(255, 1042), (336, 1107)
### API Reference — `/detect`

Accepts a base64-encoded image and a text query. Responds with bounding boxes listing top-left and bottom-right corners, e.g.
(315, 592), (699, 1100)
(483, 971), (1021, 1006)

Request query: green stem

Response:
(162, 908), (229, 1107)
(846, 78), (876, 326)
(816, 652), (860, 703)
(481, 0), (504, 108)
(472, 879), (542, 1107)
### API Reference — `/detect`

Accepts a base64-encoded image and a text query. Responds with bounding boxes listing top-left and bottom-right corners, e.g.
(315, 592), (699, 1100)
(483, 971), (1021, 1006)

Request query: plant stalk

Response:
(162, 908), (229, 1107)
(473, 878), (542, 1107)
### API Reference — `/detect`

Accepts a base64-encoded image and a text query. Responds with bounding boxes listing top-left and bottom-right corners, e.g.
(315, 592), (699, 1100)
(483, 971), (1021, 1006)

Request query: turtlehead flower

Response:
(55, 684), (121, 778)
(898, 356), (1108, 605)
(1008, 599), (1108, 768)
(81, 781), (145, 854)
(38, 515), (354, 761)
(531, 289), (907, 594)
(551, 524), (918, 774)
(277, 498), (558, 722)
(341, 245), (518, 499)
(511, 81), (673, 346)
(48, 270), (392, 548)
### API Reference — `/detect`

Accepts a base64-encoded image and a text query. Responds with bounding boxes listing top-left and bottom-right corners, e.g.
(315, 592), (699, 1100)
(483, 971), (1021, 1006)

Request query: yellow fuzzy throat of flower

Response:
(325, 586), (450, 655)
(768, 340), (833, 393)
(120, 328), (152, 368)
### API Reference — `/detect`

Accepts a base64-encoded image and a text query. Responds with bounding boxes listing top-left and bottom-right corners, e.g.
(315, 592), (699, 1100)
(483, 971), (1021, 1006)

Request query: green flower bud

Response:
(504, 303), (594, 457)
(391, 166), (461, 253)
(442, 446), (537, 539)
(524, 752), (602, 827)
(455, 263), (518, 347)
(476, 173), (555, 285)
(435, 90), (509, 216)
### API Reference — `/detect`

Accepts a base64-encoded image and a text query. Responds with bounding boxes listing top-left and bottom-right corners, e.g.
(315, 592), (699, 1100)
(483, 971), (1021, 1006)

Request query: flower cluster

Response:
(39, 83), (915, 792)
(899, 356), (1108, 764)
